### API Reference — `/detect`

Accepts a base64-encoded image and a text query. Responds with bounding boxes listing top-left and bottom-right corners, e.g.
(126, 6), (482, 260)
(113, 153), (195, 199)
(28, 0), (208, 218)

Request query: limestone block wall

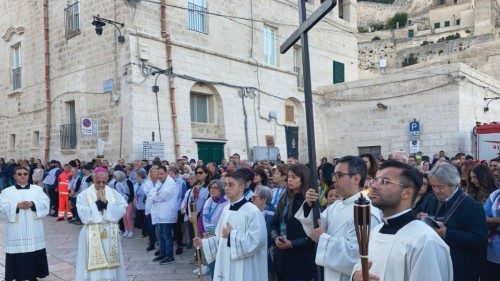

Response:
(121, 0), (358, 163)
(395, 33), (494, 67)
(457, 66), (500, 154)
(0, 0), (357, 164)
(0, 0), (133, 162)
(357, 2), (404, 29)
(127, 36), (329, 163)
(318, 63), (499, 158)
(357, 30), (493, 77)
(429, 3), (472, 28)
(474, 0), (498, 35)
(0, 1), (46, 158)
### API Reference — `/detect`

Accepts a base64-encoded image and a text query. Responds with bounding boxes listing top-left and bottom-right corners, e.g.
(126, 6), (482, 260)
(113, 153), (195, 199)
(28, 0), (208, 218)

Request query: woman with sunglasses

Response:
(190, 165), (212, 214)
(0, 166), (50, 281)
(184, 165), (212, 262)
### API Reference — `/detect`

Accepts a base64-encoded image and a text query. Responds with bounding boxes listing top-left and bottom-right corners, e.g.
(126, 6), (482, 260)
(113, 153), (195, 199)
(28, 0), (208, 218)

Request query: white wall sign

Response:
(143, 141), (164, 160)
(81, 117), (93, 135)
(409, 139), (420, 154)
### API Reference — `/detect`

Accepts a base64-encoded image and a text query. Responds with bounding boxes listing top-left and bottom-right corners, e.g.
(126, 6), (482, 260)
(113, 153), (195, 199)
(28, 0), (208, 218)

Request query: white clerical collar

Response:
(444, 187), (459, 202)
(383, 209), (412, 224)
(231, 196), (245, 205)
(342, 193), (359, 205)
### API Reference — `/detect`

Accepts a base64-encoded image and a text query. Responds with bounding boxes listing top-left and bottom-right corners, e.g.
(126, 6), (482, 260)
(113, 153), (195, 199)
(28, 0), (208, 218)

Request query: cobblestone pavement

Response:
(0, 216), (211, 281)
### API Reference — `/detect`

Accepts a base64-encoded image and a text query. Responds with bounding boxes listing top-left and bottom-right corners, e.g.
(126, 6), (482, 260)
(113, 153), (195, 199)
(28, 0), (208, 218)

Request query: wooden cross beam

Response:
(280, 0), (336, 54)
(280, 0), (337, 248)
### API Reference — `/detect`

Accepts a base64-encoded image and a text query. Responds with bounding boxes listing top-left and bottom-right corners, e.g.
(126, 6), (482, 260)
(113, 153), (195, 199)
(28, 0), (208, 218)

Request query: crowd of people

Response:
(0, 149), (499, 281)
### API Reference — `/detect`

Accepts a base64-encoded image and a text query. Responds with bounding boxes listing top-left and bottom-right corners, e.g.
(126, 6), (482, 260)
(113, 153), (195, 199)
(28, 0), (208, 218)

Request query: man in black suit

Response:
(416, 162), (488, 281)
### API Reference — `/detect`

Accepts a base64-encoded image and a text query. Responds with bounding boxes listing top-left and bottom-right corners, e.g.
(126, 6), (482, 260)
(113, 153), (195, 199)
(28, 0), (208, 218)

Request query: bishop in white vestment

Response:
(194, 171), (268, 281)
(75, 169), (128, 281)
(0, 167), (50, 281)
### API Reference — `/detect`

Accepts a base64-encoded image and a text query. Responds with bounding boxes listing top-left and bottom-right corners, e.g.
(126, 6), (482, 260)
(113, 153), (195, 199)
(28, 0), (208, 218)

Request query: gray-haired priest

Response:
(0, 166), (50, 281)
(75, 167), (128, 281)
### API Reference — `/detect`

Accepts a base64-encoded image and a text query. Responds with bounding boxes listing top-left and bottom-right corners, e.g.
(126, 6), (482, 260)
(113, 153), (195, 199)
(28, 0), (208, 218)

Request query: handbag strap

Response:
(441, 191), (467, 224)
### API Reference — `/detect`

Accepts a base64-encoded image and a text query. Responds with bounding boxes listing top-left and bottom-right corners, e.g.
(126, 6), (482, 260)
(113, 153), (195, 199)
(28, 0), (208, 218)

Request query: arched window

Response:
(190, 83), (217, 123)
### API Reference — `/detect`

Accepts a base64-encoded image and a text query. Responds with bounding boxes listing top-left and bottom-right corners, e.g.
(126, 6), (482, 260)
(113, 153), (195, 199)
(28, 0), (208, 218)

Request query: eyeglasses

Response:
(16, 173), (28, 176)
(333, 171), (352, 179)
(369, 178), (405, 187)
(196, 171), (205, 175)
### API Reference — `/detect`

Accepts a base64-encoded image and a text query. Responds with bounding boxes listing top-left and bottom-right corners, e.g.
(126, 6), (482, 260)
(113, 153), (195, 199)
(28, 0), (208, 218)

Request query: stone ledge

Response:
(7, 91), (22, 98)
(65, 29), (81, 40)
(60, 149), (77, 155)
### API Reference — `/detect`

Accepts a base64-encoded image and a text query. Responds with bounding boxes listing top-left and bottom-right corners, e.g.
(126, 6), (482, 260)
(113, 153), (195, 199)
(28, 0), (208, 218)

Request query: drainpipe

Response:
(241, 91), (251, 161)
(160, 0), (180, 159)
(43, 0), (51, 163)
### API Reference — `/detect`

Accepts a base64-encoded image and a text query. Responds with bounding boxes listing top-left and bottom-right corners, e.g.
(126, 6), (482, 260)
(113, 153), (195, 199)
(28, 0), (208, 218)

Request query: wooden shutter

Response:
(333, 61), (345, 84)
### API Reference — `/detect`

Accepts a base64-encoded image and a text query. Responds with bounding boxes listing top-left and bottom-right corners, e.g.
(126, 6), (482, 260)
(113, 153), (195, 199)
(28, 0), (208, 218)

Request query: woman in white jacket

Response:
(144, 166), (158, 252)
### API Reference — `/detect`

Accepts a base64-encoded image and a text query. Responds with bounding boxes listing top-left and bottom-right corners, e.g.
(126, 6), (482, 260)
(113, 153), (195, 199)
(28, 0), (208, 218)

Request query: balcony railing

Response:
(12, 67), (21, 90)
(60, 123), (77, 150)
(65, 2), (80, 37)
(294, 67), (304, 88)
(188, 3), (207, 33)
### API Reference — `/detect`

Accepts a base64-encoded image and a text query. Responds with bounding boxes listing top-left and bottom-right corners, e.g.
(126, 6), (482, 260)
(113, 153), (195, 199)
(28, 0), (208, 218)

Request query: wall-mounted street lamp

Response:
(92, 15), (125, 43)
(376, 102), (388, 110)
(484, 97), (500, 112)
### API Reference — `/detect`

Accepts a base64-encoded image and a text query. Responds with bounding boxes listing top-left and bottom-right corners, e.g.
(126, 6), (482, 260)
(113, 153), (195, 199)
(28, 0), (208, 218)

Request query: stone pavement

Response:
(0, 216), (211, 281)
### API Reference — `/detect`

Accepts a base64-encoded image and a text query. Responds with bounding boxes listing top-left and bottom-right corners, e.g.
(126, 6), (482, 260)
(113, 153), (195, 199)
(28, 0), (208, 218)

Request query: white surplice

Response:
(295, 194), (382, 281)
(202, 201), (268, 281)
(352, 220), (453, 281)
(0, 185), (50, 253)
(75, 185), (128, 281)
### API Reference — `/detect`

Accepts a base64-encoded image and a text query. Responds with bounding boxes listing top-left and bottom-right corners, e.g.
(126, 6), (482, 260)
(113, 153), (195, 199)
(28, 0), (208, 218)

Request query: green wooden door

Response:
(197, 142), (225, 165)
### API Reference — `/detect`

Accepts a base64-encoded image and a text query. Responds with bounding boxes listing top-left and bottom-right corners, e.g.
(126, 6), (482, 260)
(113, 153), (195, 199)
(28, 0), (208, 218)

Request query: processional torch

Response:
(189, 202), (204, 281)
(354, 192), (371, 281)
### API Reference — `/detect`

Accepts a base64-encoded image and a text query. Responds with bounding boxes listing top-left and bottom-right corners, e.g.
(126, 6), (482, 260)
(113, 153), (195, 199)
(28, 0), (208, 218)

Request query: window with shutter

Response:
(263, 26), (277, 66)
(285, 105), (295, 123)
(333, 60), (345, 84)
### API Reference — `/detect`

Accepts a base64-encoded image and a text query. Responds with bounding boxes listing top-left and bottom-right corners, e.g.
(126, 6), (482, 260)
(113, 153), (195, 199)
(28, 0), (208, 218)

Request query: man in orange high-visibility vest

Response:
(57, 164), (73, 221)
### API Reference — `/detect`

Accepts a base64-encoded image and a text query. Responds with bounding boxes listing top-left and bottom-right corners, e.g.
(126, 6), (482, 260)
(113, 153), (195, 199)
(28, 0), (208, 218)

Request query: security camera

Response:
(92, 19), (106, 35)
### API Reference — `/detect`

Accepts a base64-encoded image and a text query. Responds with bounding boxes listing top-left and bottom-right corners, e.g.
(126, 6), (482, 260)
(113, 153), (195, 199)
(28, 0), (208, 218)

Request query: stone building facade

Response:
(317, 63), (500, 158)
(357, 0), (500, 80)
(0, 0), (358, 163)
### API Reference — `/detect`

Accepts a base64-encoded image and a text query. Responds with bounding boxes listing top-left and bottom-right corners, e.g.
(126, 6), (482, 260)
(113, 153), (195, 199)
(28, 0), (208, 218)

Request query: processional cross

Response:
(281, 2), (336, 280)
(281, 0), (336, 226)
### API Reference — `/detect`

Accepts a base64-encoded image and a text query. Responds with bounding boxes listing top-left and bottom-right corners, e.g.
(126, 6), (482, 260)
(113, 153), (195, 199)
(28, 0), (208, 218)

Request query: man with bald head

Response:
(75, 167), (128, 281)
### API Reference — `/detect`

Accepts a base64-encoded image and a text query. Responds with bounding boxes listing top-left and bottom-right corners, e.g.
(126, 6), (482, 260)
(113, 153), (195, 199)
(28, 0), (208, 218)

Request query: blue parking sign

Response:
(409, 121), (419, 132)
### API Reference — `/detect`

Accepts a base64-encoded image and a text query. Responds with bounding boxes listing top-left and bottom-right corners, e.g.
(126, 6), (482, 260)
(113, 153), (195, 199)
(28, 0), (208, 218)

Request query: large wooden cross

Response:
(281, 2), (336, 280)
(281, 0), (336, 226)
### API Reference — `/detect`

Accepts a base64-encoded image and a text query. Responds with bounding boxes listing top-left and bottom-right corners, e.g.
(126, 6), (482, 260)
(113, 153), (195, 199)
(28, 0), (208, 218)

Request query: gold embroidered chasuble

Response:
(85, 187), (120, 271)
